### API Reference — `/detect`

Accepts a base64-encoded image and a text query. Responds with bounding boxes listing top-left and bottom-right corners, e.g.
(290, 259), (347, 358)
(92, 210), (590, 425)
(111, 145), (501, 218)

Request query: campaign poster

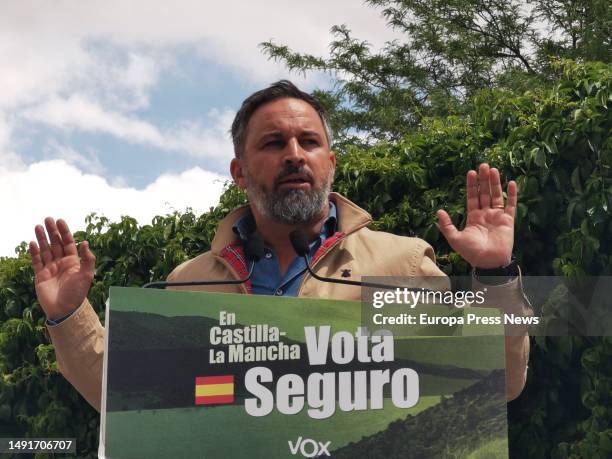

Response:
(101, 287), (508, 458)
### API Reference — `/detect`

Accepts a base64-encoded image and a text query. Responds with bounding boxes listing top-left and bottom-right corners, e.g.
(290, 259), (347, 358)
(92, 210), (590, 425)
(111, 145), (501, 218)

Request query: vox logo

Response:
(288, 436), (331, 457)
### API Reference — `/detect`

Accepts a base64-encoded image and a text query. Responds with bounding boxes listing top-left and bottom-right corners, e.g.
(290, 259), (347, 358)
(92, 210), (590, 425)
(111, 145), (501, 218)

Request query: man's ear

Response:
(329, 150), (337, 176)
(230, 158), (247, 190)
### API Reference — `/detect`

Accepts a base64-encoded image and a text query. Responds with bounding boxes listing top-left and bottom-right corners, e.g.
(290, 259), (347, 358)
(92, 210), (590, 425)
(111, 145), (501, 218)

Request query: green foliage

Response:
(0, 185), (246, 456)
(331, 60), (612, 279)
(333, 370), (508, 458)
(332, 60), (611, 458)
(534, 0), (612, 63)
(261, 0), (611, 145)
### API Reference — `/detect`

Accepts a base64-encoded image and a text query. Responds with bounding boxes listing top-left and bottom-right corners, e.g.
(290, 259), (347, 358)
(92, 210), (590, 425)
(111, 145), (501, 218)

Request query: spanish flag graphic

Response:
(195, 375), (234, 405)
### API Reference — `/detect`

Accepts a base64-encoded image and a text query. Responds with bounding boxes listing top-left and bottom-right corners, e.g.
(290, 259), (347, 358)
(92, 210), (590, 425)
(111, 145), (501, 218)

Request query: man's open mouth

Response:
(276, 174), (313, 187)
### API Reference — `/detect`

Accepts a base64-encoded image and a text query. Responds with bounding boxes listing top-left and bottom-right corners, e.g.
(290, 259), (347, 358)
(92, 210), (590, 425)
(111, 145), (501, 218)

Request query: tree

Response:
(261, 0), (611, 145)
(535, 0), (612, 63)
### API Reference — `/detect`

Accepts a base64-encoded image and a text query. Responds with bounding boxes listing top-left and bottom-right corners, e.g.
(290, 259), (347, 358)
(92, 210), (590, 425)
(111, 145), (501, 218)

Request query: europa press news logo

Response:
(194, 375), (332, 457)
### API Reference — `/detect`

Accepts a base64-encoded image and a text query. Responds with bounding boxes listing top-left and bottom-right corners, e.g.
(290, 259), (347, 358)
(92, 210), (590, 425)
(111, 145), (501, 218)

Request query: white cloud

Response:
(0, 1), (397, 105)
(1, 160), (229, 257)
(0, 1), (398, 158)
(110, 175), (129, 188)
(44, 142), (105, 175)
(23, 94), (165, 145)
(0, 116), (25, 171)
(23, 96), (234, 161)
(0, 150), (25, 172)
(114, 53), (161, 110)
(0, 116), (12, 150)
(164, 109), (235, 159)
(80, 51), (166, 112)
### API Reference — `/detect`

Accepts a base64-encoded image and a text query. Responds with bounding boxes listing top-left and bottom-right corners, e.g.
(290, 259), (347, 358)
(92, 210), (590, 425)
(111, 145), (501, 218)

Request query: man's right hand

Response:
(29, 218), (96, 321)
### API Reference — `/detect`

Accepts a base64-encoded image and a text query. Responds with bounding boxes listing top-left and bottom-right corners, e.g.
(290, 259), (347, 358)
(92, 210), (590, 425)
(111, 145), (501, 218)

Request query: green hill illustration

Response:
(332, 370), (507, 458)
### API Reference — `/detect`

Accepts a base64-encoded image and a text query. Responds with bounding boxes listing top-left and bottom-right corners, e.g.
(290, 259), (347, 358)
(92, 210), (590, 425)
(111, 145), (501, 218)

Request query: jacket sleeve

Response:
(46, 298), (104, 412)
(43, 257), (207, 413)
(416, 244), (531, 401)
(472, 273), (532, 401)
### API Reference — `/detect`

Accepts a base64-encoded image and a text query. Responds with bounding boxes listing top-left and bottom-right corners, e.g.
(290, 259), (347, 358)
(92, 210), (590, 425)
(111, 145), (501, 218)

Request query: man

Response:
(30, 80), (531, 413)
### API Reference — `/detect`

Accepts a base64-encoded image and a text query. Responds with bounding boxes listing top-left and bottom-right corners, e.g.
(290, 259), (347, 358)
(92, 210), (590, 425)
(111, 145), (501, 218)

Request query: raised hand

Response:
(29, 218), (96, 321)
(436, 163), (516, 269)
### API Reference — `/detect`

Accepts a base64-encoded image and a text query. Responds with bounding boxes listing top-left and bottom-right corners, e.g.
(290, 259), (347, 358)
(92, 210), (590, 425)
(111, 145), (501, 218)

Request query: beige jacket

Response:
(47, 192), (531, 412)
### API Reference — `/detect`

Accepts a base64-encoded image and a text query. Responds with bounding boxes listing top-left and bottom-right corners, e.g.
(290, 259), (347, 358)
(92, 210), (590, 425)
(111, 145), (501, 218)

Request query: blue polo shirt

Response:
(233, 203), (337, 296)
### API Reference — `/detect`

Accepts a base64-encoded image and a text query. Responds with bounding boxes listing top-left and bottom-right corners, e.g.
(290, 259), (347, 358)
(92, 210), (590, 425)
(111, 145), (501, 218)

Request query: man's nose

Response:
(282, 138), (306, 166)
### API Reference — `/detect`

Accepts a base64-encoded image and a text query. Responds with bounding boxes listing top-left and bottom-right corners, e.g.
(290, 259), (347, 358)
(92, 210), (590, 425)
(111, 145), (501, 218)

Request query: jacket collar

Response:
(210, 192), (373, 255)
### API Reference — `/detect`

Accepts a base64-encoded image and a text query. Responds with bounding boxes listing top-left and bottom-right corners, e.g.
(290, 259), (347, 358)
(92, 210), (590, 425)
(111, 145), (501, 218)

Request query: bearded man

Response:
(30, 80), (531, 413)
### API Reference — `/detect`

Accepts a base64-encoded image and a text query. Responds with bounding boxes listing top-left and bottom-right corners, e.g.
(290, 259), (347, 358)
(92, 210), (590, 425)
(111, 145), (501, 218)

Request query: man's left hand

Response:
(436, 163), (517, 269)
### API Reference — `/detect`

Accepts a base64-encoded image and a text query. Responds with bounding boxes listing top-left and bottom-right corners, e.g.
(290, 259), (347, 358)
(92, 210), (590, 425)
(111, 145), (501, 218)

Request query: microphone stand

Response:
(299, 255), (413, 291)
(289, 229), (426, 292)
(142, 261), (256, 289)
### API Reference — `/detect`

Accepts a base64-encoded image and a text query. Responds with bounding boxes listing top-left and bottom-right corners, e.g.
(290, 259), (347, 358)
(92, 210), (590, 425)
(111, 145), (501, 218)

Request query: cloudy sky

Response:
(0, 1), (399, 257)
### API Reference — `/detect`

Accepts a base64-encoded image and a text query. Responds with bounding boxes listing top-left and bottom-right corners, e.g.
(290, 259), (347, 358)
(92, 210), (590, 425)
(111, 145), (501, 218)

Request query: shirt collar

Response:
(233, 202), (338, 242)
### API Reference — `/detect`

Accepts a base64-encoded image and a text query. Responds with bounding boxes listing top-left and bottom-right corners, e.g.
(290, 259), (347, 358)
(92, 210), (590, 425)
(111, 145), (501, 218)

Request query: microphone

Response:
(289, 229), (426, 291)
(243, 231), (265, 263)
(143, 231), (265, 289)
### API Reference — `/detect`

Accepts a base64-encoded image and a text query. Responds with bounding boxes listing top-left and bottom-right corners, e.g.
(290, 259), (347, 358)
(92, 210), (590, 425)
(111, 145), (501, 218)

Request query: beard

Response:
(244, 164), (333, 225)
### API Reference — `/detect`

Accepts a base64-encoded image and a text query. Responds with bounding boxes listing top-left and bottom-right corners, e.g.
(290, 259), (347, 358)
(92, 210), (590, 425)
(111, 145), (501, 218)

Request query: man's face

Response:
(230, 97), (336, 225)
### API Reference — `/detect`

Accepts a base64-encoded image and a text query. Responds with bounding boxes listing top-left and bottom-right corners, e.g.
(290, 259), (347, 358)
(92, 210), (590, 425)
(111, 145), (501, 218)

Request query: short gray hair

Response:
(230, 80), (333, 158)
